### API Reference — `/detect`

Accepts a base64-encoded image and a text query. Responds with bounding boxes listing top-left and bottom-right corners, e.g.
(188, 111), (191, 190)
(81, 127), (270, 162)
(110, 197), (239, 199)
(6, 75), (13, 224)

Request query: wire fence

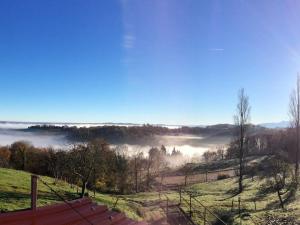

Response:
(158, 187), (229, 225)
(38, 176), (95, 225)
(179, 189), (228, 225)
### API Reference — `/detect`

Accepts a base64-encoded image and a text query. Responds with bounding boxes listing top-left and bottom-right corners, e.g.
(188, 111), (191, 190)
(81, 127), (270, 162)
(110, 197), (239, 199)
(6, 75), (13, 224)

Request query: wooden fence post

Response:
(231, 199), (234, 212)
(179, 189), (182, 206)
(166, 197), (169, 216)
(203, 208), (206, 225)
(189, 193), (192, 218)
(238, 197), (241, 225)
(31, 175), (38, 210)
(238, 197), (241, 214)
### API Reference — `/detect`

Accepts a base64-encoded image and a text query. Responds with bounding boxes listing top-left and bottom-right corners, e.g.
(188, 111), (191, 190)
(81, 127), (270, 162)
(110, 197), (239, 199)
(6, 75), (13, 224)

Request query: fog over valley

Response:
(0, 122), (232, 157)
(0, 129), (69, 149)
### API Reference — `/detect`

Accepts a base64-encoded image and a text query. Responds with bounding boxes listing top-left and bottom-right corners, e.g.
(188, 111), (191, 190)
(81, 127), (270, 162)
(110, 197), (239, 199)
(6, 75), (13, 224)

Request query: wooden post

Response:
(166, 197), (169, 216)
(254, 200), (257, 212)
(238, 197), (241, 214)
(205, 171), (208, 182)
(189, 193), (192, 218)
(231, 199), (234, 212)
(31, 175), (38, 210)
(238, 197), (241, 225)
(179, 188), (182, 206)
(203, 208), (207, 225)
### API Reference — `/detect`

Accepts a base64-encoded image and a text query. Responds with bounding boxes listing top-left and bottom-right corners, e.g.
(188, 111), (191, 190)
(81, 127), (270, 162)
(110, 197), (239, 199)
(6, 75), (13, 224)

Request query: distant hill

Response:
(259, 121), (289, 129)
(26, 123), (268, 146)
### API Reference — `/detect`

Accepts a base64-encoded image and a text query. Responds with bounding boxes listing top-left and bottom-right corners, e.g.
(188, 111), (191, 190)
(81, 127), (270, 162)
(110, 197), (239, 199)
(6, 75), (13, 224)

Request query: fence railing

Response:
(179, 189), (228, 225)
(159, 190), (196, 225)
(158, 187), (228, 225)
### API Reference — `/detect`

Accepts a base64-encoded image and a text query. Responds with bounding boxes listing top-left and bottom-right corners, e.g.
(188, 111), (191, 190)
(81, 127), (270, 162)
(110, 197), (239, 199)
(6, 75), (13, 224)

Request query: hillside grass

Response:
(1, 167), (299, 224)
(0, 168), (144, 220)
(184, 176), (300, 224)
(192, 155), (268, 173)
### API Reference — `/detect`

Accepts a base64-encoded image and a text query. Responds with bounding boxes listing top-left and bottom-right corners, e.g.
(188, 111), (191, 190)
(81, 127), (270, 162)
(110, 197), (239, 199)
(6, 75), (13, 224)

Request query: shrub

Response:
(217, 174), (230, 180)
(0, 146), (10, 167)
(213, 210), (234, 225)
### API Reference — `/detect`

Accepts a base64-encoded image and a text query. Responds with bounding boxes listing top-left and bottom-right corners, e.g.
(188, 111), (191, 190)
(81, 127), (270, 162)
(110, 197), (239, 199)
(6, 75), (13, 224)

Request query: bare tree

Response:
(289, 74), (300, 185)
(70, 139), (109, 198)
(260, 155), (291, 210)
(271, 158), (290, 210)
(146, 147), (166, 189)
(181, 164), (193, 186)
(47, 148), (66, 183)
(216, 146), (225, 160)
(70, 144), (94, 198)
(234, 88), (251, 193)
(131, 148), (143, 193)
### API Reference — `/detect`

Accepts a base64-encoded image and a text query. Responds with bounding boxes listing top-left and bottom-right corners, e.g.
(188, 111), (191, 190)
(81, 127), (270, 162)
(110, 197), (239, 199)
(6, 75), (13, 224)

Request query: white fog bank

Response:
(0, 129), (69, 149)
(0, 125), (231, 157)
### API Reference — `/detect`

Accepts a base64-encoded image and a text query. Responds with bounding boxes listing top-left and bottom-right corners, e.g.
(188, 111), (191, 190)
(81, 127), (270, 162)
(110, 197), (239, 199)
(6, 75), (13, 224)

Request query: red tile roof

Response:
(0, 198), (147, 225)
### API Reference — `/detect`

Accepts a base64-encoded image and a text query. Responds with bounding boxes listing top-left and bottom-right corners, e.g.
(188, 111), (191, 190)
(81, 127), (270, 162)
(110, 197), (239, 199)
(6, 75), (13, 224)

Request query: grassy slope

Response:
(0, 168), (143, 220)
(1, 167), (299, 224)
(187, 177), (300, 224)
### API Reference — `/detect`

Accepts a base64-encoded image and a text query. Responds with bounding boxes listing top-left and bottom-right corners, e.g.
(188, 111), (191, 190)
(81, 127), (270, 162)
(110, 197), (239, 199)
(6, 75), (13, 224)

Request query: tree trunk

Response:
(295, 74), (300, 185)
(80, 181), (87, 198)
(147, 169), (150, 189)
(22, 150), (26, 171)
(296, 127), (299, 185)
(239, 126), (244, 193)
(147, 161), (151, 189)
(277, 189), (284, 210)
(135, 158), (138, 193)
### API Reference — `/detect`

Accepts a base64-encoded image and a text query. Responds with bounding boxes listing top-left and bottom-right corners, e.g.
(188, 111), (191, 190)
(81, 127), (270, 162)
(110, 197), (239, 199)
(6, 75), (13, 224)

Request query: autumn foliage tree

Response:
(0, 146), (10, 167)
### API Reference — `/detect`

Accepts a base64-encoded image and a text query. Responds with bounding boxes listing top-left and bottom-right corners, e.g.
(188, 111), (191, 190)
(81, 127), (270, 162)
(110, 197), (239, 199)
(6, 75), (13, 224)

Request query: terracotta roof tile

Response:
(0, 198), (147, 225)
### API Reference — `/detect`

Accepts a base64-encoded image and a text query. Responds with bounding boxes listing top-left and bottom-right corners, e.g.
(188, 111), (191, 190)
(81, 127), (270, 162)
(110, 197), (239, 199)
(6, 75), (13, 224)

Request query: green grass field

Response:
(1, 167), (299, 224)
(177, 176), (300, 224)
(0, 168), (144, 220)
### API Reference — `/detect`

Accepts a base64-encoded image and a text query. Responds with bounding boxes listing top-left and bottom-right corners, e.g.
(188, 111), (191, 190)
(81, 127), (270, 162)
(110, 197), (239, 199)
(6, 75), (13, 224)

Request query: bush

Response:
(213, 210), (234, 225)
(0, 146), (10, 167)
(217, 174), (230, 180)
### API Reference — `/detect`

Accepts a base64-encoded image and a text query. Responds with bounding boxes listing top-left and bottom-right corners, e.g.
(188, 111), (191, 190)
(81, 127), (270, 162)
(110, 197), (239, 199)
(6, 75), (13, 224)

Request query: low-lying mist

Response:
(0, 123), (231, 159)
(0, 129), (69, 149)
(114, 144), (211, 167)
(114, 144), (209, 158)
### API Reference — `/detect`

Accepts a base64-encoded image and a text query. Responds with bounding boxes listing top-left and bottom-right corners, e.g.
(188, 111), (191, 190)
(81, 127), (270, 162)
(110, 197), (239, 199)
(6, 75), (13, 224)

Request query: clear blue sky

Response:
(0, 0), (299, 125)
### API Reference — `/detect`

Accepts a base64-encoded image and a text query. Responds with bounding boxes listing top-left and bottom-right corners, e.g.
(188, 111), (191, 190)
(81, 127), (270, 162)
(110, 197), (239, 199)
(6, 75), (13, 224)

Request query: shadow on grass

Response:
(220, 182), (251, 201)
(0, 191), (31, 212)
(254, 182), (273, 202)
(262, 188), (296, 211)
(38, 190), (79, 202)
(0, 191), (30, 201)
(0, 190), (79, 205)
(283, 182), (297, 205)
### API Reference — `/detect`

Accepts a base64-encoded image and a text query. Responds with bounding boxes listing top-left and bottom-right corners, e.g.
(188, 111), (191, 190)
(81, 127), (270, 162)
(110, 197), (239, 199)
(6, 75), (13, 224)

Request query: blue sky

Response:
(0, 0), (299, 125)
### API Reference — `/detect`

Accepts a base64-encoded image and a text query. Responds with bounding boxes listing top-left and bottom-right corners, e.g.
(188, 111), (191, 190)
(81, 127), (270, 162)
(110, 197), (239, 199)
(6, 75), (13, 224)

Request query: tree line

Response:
(27, 123), (260, 145)
(0, 140), (182, 196)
